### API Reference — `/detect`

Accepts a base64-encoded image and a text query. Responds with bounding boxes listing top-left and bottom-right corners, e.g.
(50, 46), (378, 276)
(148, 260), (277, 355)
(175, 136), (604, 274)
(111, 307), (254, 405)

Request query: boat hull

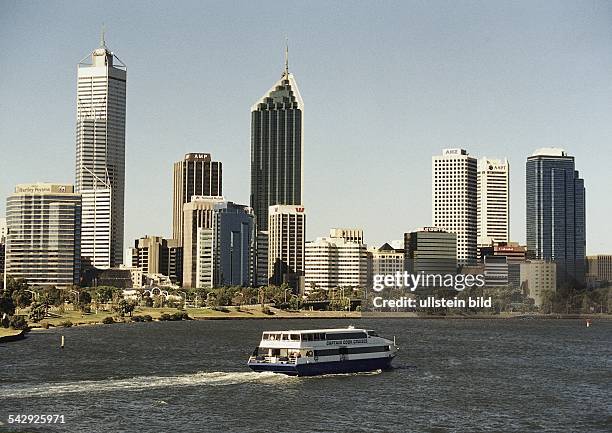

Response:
(248, 356), (395, 377)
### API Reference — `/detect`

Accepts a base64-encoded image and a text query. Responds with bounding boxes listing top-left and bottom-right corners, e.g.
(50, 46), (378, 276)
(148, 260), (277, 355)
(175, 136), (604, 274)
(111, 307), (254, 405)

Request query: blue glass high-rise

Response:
(526, 149), (586, 285)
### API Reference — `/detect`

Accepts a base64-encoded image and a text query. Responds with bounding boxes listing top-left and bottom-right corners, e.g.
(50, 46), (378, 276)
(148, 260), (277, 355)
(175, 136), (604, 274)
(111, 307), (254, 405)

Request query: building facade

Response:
(432, 148), (477, 265)
(268, 205), (305, 291)
(250, 59), (303, 231)
(0, 217), (6, 281)
(182, 196), (225, 288)
(404, 227), (457, 277)
(520, 260), (557, 307)
(75, 34), (127, 268)
(329, 228), (364, 245)
(211, 202), (254, 287)
(253, 231), (269, 287)
(5, 184), (81, 287)
(477, 157), (509, 245)
(304, 233), (368, 291)
(368, 243), (405, 289)
(526, 148), (586, 285)
(172, 153), (222, 246)
(586, 255), (612, 284)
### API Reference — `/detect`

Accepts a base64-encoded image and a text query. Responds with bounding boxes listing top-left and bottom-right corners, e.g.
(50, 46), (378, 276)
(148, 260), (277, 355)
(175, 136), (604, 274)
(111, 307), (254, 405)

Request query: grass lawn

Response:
(17, 304), (361, 328)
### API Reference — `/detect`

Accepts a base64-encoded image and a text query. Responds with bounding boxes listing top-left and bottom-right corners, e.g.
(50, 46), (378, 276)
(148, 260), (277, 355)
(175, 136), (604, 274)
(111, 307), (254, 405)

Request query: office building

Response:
(329, 228), (363, 245)
(432, 148), (477, 265)
(268, 205), (305, 291)
(253, 231), (269, 287)
(483, 255), (509, 287)
(304, 232), (368, 291)
(129, 236), (166, 274)
(194, 202), (254, 288)
(5, 184), (81, 287)
(404, 227), (457, 277)
(172, 153), (222, 246)
(182, 196), (225, 288)
(250, 51), (303, 231)
(0, 218), (6, 281)
(526, 148), (586, 284)
(477, 158), (509, 245)
(520, 260), (556, 307)
(0, 218), (6, 243)
(368, 243), (405, 289)
(586, 255), (612, 284)
(211, 202), (254, 287)
(75, 33), (127, 268)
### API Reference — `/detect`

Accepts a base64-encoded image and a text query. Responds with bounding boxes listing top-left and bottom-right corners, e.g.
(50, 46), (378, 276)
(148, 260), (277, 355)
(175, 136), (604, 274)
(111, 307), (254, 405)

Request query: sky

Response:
(1, 0), (611, 254)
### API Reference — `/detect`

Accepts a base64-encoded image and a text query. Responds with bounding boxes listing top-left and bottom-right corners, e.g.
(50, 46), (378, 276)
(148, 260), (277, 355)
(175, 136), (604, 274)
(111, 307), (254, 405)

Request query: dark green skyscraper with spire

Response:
(250, 49), (304, 231)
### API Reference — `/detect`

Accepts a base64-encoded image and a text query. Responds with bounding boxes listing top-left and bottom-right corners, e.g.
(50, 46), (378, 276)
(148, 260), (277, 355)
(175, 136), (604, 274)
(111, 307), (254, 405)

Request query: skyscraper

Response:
(75, 32), (127, 268)
(172, 153), (223, 245)
(432, 149), (477, 265)
(477, 157), (509, 245)
(5, 184), (81, 287)
(526, 148), (586, 284)
(268, 205), (305, 291)
(250, 49), (303, 231)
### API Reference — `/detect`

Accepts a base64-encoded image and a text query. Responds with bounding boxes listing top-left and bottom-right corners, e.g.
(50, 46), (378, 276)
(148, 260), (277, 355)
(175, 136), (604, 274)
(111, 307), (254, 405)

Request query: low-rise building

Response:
(305, 230), (368, 291)
(520, 261), (556, 307)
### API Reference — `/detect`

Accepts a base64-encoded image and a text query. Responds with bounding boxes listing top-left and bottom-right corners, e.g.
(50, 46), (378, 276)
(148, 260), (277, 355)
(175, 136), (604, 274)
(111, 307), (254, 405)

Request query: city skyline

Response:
(1, 1), (611, 253)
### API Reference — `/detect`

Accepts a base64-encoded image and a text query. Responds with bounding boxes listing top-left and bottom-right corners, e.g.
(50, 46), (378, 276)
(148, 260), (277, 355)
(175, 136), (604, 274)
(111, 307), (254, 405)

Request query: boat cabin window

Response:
(290, 334), (301, 341)
(302, 333), (326, 341)
(367, 331), (378, 337)
(262, 333), (281, 341)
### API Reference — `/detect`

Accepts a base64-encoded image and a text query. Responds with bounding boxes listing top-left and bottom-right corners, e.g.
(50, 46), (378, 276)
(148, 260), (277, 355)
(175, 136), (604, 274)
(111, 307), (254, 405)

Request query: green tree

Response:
(78, 291), (92, 311)
(114, 299), (137, 317)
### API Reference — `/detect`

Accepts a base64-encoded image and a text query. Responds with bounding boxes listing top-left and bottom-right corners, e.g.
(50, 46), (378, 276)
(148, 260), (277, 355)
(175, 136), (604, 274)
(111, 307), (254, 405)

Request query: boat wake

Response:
(309, 369), (384, 379)
(1, 371), (292, 399)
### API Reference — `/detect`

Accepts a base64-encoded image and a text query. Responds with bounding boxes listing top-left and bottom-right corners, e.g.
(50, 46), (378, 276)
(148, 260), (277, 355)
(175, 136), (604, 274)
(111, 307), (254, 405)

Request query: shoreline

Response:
(0, 328), (27, 343)
(23, 310), (612, 332)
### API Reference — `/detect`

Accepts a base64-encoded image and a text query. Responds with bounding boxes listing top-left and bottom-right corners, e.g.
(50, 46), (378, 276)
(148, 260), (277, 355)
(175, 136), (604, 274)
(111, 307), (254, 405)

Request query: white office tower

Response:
(305, 232), (368, 291)
(75, 32), (127, 268)
(5, 184), (82, 287)
(477, 158), (509, 245)
(268, 205), (305, 291)
(432, 149), (477, 265)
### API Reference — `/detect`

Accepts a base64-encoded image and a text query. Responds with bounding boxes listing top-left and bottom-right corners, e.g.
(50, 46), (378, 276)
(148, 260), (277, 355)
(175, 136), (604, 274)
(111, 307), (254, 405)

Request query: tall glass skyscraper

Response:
(526, 148), (586, 284)
(250, 53), (303, 231)
(75, 33), (127, 268)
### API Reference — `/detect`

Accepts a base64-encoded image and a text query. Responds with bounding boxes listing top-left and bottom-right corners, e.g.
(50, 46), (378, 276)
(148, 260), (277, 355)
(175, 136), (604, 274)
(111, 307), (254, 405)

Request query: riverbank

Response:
(22, 305), (361, 329)
(18, 305), (612, 330)
(0, 328), (26, 343)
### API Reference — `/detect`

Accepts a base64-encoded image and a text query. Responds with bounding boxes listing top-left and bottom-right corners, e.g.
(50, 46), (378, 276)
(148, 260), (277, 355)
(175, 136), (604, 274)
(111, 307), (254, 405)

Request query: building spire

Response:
(100, 23), (106, 48)
(284, 37), (289, 76)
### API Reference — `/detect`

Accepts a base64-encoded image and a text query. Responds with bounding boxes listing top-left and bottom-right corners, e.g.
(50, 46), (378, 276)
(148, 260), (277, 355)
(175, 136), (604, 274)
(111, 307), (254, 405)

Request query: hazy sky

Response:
(1, 0), (611, 254)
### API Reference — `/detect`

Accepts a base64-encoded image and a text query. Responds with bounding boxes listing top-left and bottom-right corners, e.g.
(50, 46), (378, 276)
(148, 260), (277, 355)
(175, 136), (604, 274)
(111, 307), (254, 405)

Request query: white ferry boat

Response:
(247, 326), (398, 376)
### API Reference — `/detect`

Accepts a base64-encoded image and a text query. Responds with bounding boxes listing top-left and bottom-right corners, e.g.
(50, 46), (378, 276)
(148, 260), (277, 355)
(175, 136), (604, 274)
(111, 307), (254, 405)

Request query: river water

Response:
(1, 319), (610, 432)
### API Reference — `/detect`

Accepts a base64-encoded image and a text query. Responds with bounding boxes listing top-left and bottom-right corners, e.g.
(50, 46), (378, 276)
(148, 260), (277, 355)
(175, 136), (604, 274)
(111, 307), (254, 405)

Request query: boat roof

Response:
(262, 327), (372, 334)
